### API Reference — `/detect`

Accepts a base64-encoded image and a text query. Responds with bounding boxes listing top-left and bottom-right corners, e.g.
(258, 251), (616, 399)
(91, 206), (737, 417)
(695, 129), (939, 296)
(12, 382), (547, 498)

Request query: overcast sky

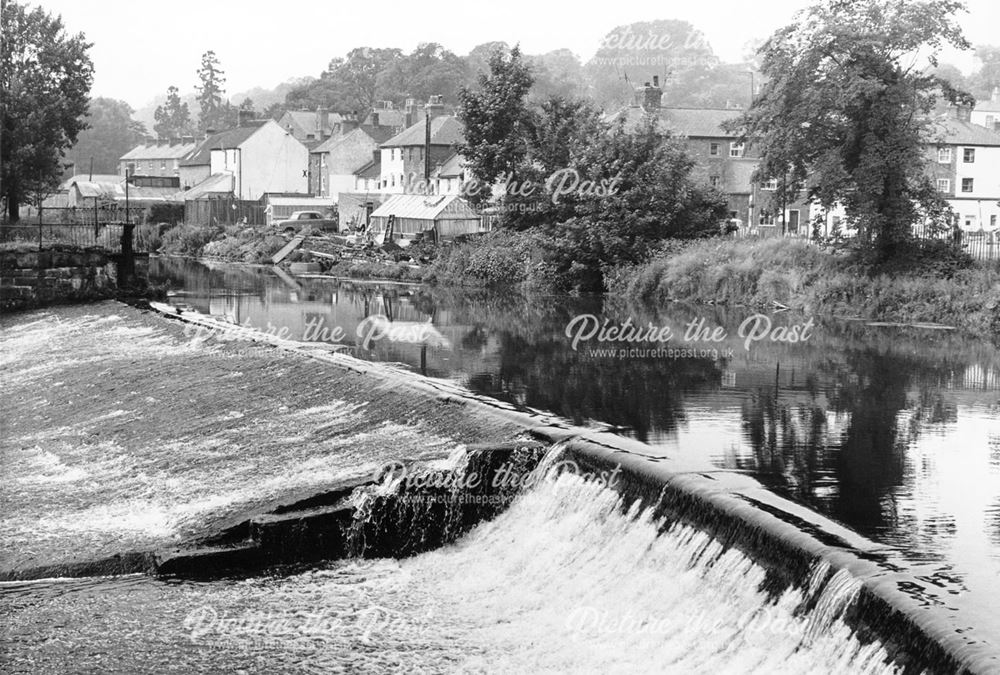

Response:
(33, 0), (1000, 108)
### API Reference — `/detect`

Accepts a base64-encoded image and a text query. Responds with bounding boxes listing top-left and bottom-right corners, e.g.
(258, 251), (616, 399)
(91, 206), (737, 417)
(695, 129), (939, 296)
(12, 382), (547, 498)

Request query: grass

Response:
(613, 237), (1000, 336)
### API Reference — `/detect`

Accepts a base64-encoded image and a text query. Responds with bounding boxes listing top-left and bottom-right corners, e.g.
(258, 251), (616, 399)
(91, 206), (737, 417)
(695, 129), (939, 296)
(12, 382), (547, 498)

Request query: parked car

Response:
(275, 210), (338, 234)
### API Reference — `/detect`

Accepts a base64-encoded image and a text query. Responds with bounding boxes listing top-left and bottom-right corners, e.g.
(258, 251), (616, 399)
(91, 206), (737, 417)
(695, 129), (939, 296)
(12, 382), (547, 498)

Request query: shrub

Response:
(160, 224), (222, 256)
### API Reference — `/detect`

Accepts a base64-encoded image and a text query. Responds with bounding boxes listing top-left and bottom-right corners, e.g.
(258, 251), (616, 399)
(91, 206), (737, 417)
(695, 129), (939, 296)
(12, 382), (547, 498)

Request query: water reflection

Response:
(150, 257), (1000, 581)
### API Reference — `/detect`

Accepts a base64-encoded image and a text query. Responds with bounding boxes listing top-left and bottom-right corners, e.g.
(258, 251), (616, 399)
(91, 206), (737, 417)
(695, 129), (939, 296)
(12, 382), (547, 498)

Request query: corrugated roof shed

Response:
(381, 116), (464, 148)
(370, 194), (477, 220)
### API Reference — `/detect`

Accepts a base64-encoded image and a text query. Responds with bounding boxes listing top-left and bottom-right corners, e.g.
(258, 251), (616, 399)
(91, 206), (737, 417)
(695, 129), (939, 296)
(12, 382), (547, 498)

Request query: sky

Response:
(31, 0), (1000, 109)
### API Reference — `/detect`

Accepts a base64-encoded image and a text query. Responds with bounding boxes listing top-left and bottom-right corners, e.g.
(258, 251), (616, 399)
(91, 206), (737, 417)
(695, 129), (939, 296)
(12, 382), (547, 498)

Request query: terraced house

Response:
(930, 107), (1000, 234)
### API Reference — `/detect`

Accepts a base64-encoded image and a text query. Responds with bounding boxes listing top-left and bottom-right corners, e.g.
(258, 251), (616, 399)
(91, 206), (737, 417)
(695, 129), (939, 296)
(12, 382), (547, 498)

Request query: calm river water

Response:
(149, 257), (1000, 604)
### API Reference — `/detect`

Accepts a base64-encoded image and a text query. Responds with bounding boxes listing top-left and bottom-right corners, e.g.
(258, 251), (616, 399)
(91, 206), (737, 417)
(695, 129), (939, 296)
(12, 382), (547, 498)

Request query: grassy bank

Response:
(612, 237), (1000, 336)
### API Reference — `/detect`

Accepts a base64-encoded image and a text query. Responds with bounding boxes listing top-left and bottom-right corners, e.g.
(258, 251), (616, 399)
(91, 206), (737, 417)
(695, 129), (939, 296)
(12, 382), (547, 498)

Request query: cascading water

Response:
(2, 460), (904, 674)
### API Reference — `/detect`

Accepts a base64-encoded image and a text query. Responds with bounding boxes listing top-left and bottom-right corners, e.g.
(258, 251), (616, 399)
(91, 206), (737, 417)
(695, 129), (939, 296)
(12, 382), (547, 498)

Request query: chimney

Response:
(634, 78), (662, 112)
(316, 106), (330, 135)
(181, 135), (194, 145)
(425, 95), (445, 121)
(145, 135), (156, 146)
(405, 97), (418, 127)
(169, 137), (180, 146)
(952, 105), (972, 122)
(993, 86), (1000, 103)
(341, 112), (360, 134)
(371, 111), (380, 128)
(238, 109), (254, 127)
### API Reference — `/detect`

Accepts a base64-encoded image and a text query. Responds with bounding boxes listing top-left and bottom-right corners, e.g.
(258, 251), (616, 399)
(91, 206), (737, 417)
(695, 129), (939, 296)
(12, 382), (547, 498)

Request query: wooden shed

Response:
(369, 194), (483, 242)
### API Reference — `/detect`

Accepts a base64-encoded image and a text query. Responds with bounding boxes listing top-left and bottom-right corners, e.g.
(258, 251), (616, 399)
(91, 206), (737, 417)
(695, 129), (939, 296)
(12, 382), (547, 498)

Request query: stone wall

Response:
(0, 247), (138, 313)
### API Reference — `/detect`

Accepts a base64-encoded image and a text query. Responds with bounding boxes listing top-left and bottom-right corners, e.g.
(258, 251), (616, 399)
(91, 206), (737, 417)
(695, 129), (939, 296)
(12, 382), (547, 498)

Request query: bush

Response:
(616, 236), (1000, 336)
(430, 230), (539, 287)
(159, 224), (222, 256)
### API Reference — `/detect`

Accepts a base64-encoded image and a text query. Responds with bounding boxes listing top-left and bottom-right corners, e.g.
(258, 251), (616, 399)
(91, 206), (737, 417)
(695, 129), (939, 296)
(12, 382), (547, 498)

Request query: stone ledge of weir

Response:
(0, 442), (549, 581)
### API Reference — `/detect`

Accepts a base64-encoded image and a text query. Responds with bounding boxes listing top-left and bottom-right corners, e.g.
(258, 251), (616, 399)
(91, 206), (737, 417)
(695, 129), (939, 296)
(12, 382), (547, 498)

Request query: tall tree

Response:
(196, 50), (228, 131)
(969, 44), (1000, 100)
(286, 47), (402, 113)
(1, 0), (93, 221)
(67, 98), (146, 174)
(457, 45), (534, 206)
(585, 20), (718, 109)
(528, 50), (587, 102)
(464, 42), (510, 88)
(153, 85), (194, 138)
(728, 0), (972, 261)
(377, 43), (469, 105)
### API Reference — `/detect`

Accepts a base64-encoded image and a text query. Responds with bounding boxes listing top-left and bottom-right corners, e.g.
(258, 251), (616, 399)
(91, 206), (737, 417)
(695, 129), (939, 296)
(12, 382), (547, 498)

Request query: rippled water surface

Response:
(1, 476), (901, 674)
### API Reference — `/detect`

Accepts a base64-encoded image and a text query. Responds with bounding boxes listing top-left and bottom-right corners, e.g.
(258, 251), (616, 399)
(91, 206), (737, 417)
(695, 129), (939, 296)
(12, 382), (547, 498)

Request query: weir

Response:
(129, 301), (999, 674)
(2, 302), (996, 674)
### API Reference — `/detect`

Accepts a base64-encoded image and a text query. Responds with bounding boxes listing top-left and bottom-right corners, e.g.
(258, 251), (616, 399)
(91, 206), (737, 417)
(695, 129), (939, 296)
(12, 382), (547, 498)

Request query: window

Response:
(964, 215), (977, 229)
(963, 148), (976, 163)
(729, 142), (744, 158)
(991, 215), (997, 228)
(759, 211), (775, 226)
(937, 147), (952, 163)
(936, 178), (951, 193)
(761, 179), (778, 191)
(709, 142), (720, 156)
(961, 178), (974, 192)
(709, 175), (721, 187)
(986, 115), (995, 129)
(160, 161), (166, 171)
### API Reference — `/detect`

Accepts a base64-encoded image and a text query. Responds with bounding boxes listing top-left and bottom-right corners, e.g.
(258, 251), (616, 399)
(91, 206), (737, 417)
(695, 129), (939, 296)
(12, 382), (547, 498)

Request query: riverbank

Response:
(611, 237), (1000, 337)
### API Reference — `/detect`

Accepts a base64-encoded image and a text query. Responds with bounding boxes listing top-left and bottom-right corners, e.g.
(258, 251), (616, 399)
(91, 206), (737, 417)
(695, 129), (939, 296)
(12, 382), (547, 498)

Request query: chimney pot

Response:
(424, 95), (445, 121)
(371, 112), (380, 127)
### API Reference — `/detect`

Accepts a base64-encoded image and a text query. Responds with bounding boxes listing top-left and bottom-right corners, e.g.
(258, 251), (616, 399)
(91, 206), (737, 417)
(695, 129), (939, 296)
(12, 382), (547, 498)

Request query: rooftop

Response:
(120, 140), (199, 162)
(616, 106), (743, 138)
(370, 193), (477, 220)
(974, 88), (1000, 113)
(180, 122), (269, 167)
(381, 116), (464, 148)
(937, 116), (1000, 146)
(311, 125), (397, 155)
